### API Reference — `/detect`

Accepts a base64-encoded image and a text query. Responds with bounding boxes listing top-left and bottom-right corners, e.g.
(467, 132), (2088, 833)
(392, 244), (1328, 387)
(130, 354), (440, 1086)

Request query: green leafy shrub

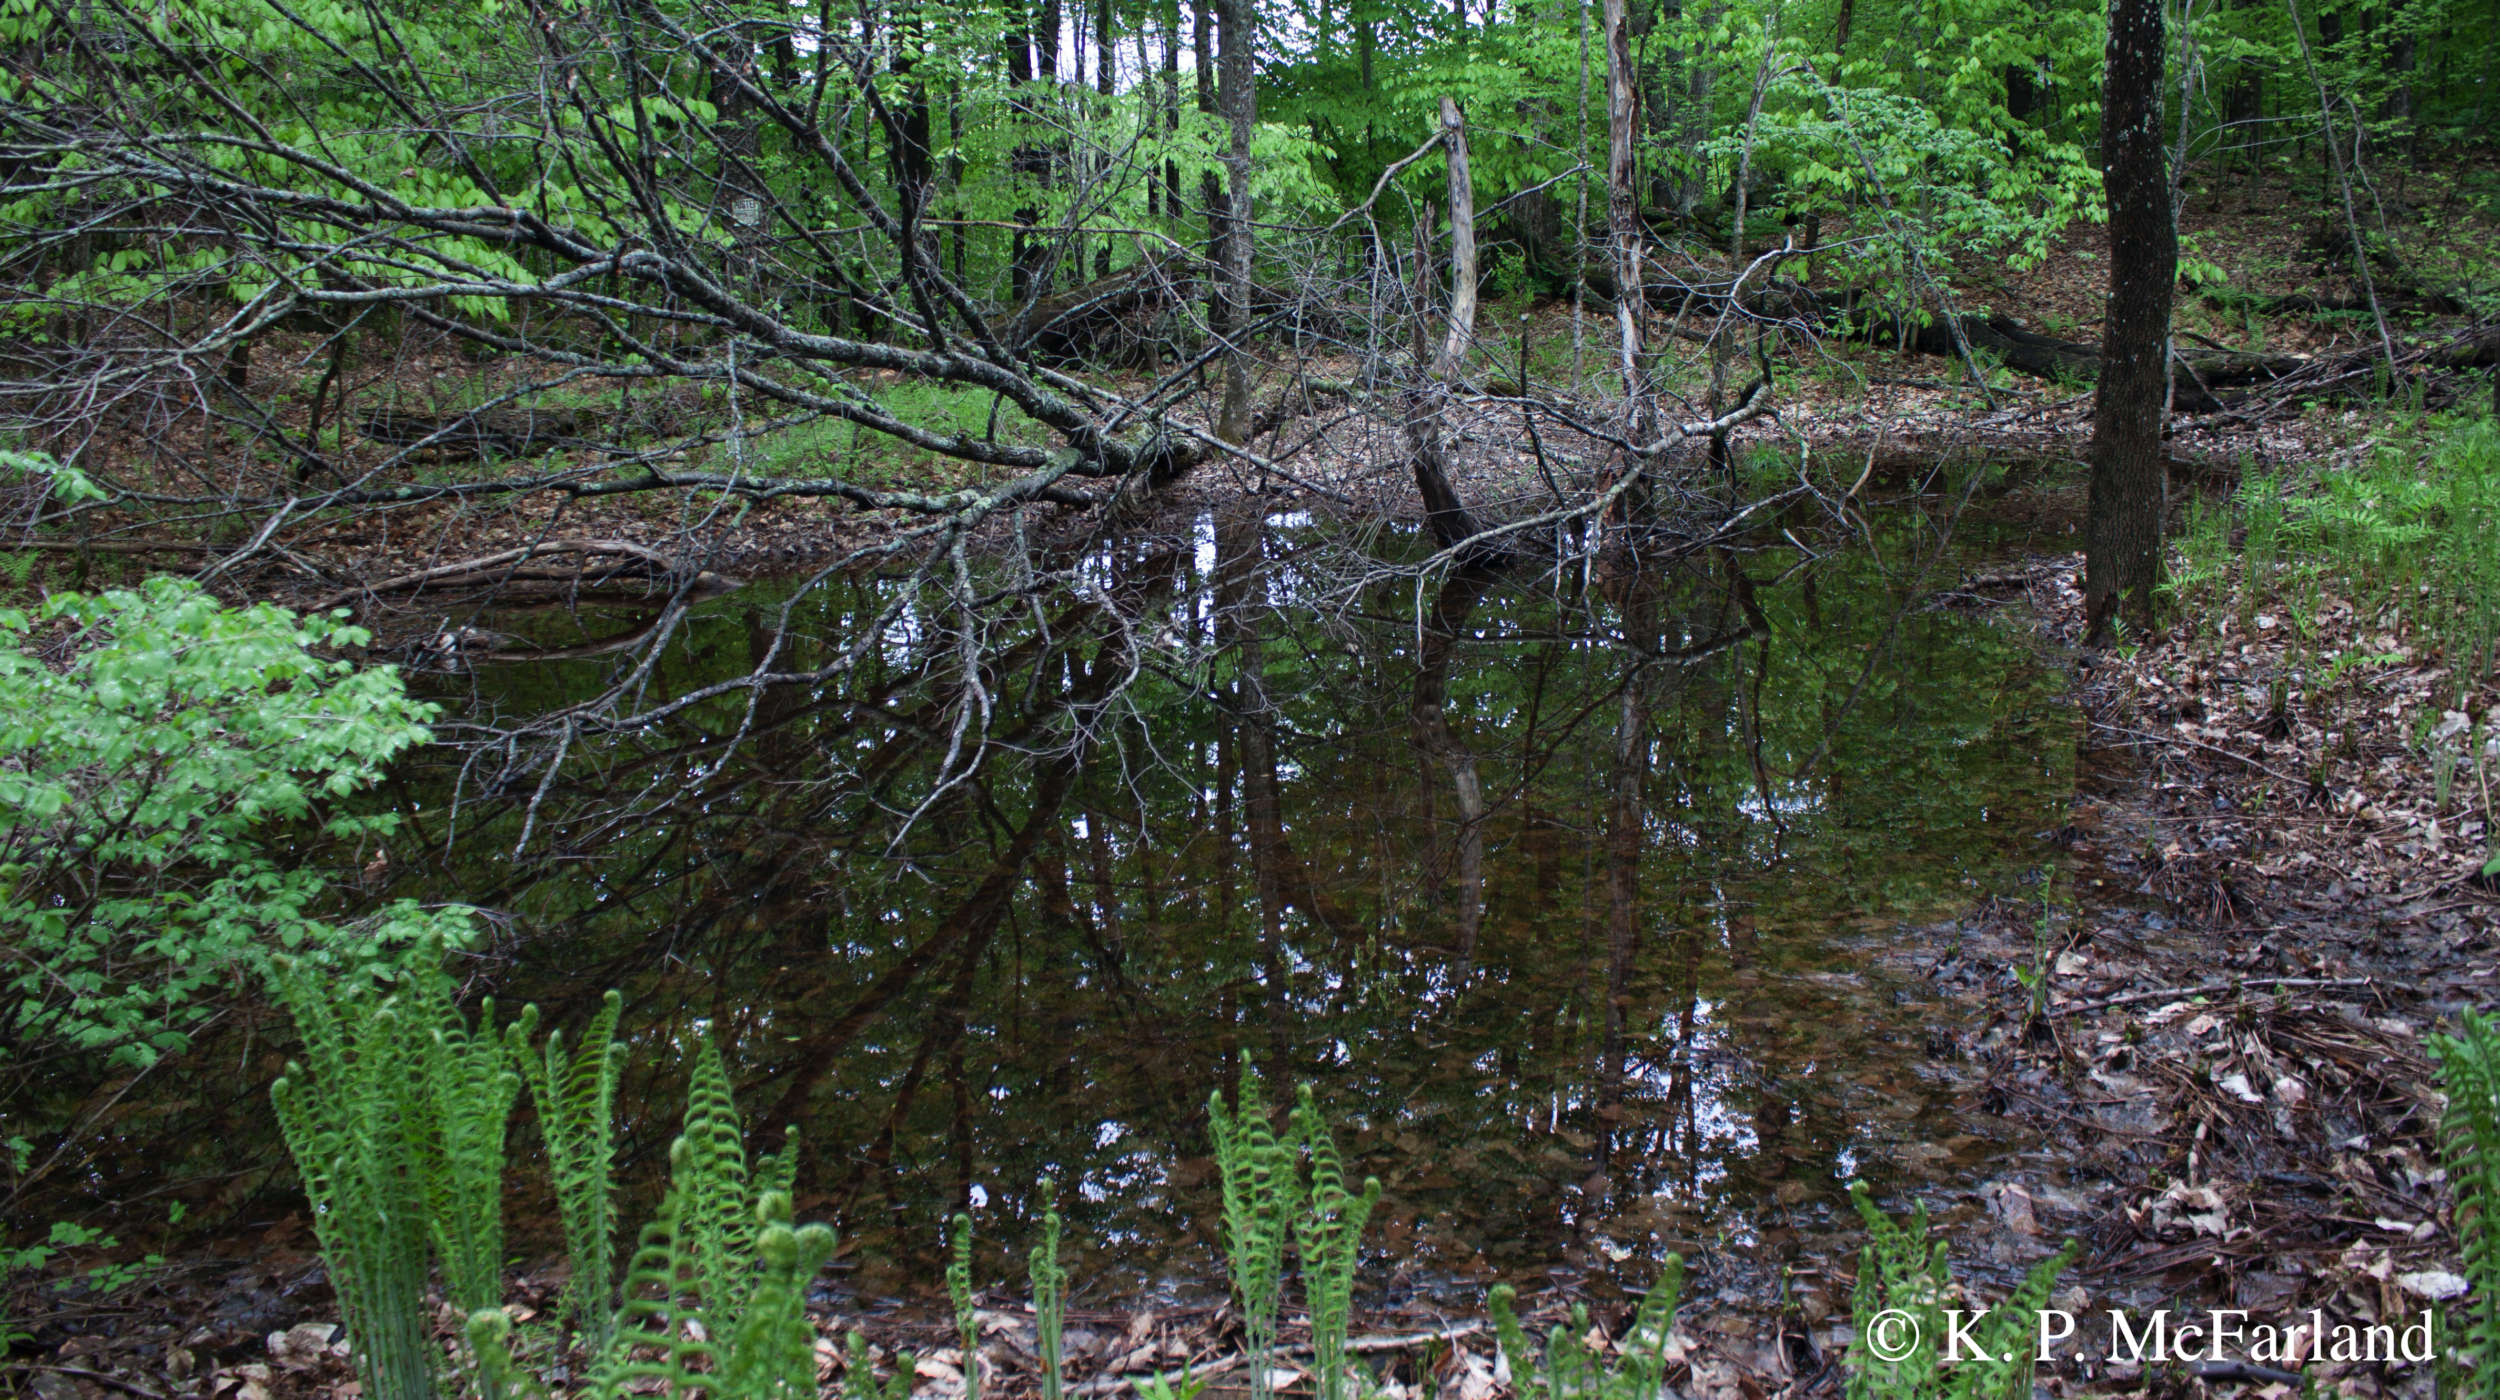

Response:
(1, 577), (438, 1069)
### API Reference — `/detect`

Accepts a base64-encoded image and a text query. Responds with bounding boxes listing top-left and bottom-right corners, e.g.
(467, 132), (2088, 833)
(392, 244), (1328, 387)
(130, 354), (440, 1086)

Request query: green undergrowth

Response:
(2166, 413), (2500, 876)
(258, 943), (2094, 1400)
(2431, 1010), (2500, 1398)
(266, 945), (2500, 1399)
(2169, 414), (2500, 701)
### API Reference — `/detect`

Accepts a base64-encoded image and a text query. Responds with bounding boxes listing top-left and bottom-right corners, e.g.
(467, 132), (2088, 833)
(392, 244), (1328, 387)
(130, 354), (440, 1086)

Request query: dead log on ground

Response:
(360, 406), (598, 459)
(308, 539), (736, 611)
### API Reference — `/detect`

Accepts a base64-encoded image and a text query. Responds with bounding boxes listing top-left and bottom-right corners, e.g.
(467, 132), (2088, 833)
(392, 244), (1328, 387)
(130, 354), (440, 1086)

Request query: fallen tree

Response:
(1750, 284), (2499, 414)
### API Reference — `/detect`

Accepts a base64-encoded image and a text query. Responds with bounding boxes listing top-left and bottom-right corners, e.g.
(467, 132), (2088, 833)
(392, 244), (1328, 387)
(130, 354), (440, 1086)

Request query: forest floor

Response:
(7, 167), (2500, 1399)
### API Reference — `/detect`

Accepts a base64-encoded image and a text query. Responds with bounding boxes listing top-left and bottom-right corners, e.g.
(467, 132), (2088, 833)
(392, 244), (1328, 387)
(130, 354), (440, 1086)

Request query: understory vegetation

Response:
(240, 939), (2500, 1400)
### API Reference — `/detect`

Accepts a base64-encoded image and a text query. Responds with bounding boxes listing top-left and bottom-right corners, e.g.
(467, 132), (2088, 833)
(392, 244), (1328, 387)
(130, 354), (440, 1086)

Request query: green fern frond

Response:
(1208, 1066), (1304, 1400)
(843, 1331), (914, 1400)
(467, 1309), (547, 1400)
(1291, 1085), (1379, 1400)
(1488, 1284), (1534, 1395)
(267, 947), (515, 1400)
(948, 1212), (980, 1400)
(509, 990), (625, 1348)
(1843, 1181), (2071, 1400)
(1485, 1259), (1683, 1400)
(2431, 1009), (2500, 1398)
(415, 988), (522, 1315)
(589, 1188), (725, 1400)
(680, 1034), (758, 1322)
(1031, 1178), (1068, 1400)
(754, 1128), (801, 1209)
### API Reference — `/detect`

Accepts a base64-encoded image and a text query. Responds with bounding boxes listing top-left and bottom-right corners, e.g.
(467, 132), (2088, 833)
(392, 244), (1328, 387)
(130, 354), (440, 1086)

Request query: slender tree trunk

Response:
(2083, 0), (2176, 642)
(1007, 0), (1043, 302)
(1215, 0), (1257, 443)
(1572, 0), (1591, 385)
(1602, 0), (1654, 492)
(1162, 1), (1182, 223)
(1403, 97), (1493, 553)
(1194, 0), (1224, 337)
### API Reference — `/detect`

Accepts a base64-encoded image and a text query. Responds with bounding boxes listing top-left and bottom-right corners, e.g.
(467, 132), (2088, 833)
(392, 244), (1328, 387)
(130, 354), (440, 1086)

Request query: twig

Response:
(1067, 1323), (1487, 1397)
(2053, 976), (2380, 1017)
(3, 1364), (168, 1400)
(2088, 720), (2315, 788)
(305, 538), (683, 611)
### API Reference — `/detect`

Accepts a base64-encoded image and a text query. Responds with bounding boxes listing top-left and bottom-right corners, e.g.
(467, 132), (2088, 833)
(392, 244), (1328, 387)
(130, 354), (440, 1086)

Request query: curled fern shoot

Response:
(1031, 1178), (1068, 1400)
(844, 1330), (915, 1400)
(721, 1193), (839, 1400)
(2430, 1009), (2500, 1397)
(1208, 1067), (1304, 1400)
(1487, 1258), (1681, 1400)
(1291, 1085), (1379, 1400)
(1844, 1181), (2073, 1400)
(268, 947), (517, 1400)
(508, 989), (625, 1348)
(949, 1212), (981, 1400)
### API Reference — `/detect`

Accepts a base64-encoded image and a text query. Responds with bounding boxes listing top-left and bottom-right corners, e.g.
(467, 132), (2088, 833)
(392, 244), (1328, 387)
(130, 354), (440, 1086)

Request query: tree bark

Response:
(1215, 0), (1257, 443)
(1601, 0), (1655, 492)
(2084, 0), (2176, 643)
(1404, 97), (1495, 554)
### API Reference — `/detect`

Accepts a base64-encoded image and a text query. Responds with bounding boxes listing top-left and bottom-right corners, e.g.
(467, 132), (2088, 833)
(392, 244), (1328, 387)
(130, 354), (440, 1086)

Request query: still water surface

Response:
(359, 504), (2075, 1307)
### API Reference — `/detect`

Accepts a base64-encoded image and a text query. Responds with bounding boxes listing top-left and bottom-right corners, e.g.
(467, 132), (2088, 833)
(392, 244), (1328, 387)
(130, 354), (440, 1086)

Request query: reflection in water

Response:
(364, 508), (2071, 1303)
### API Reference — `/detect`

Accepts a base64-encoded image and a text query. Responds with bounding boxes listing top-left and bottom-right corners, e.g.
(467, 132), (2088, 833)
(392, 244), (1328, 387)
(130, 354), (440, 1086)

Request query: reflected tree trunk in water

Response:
(754, 634), (1122, 1151)
(1408, 566), (1498, 962)
(1212, 511), (1294, 1063)
(1592, 568), (1659, 1198)
(843, 932), (984, 1227)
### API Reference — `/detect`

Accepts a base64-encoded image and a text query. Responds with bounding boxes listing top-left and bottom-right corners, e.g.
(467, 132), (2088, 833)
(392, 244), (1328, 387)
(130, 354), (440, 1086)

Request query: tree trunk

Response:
(1403, 96), (1492, 554)
(2084, 0), (2176, 643)
(1194, 0), (1225, 344)
(1601, 0), (1654, 487)
(1215, 0), (1257, 443)
(1096, 0), (1116, 277)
